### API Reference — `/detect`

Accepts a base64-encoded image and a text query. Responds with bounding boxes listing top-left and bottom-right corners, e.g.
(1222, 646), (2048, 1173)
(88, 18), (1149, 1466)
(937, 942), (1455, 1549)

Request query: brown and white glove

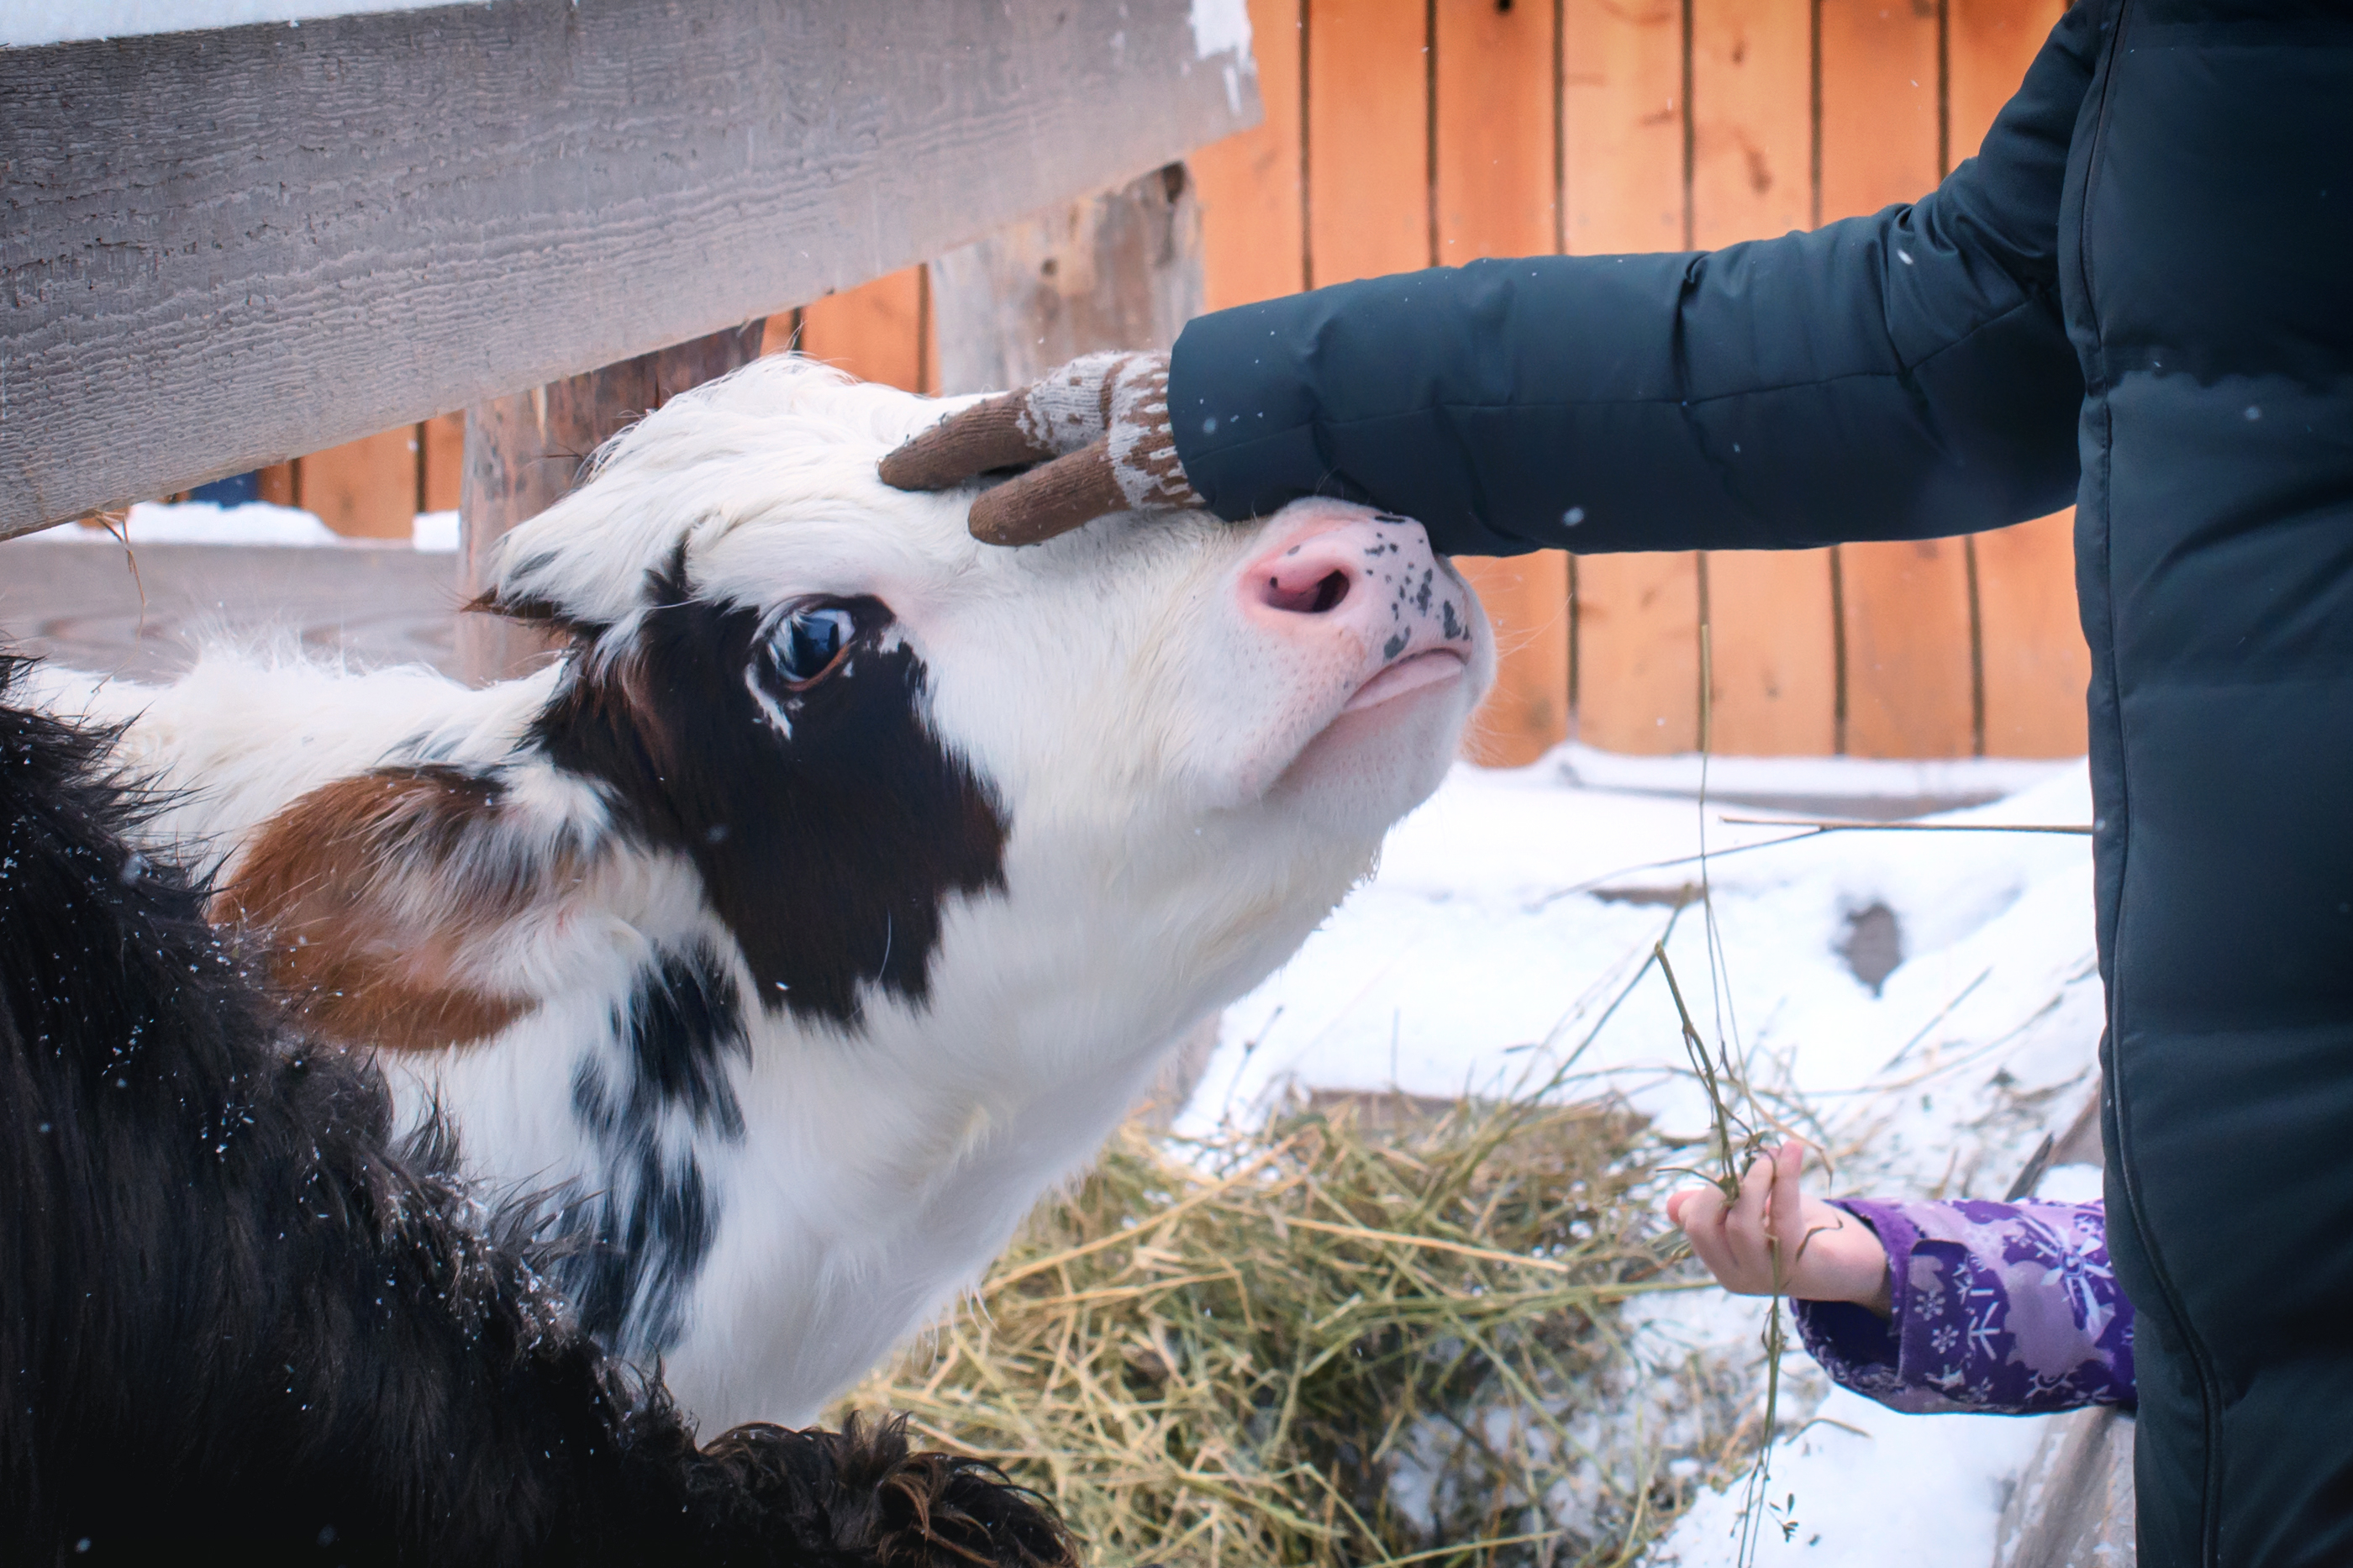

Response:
(877, 351), (1201, 545)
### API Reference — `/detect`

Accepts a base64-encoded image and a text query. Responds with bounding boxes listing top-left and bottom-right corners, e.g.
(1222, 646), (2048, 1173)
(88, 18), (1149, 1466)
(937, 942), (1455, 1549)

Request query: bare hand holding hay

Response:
(1667, 1142), (1892, 1318)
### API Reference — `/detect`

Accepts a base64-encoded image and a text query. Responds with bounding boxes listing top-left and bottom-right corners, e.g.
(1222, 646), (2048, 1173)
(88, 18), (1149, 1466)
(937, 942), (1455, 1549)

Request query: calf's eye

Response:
(776, 605), (857, 687)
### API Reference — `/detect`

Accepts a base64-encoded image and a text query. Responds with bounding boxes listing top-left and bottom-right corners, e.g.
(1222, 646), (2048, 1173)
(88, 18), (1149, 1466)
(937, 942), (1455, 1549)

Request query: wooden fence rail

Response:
(0, 0), (1255, 534)
(276, 0), (2087, 765)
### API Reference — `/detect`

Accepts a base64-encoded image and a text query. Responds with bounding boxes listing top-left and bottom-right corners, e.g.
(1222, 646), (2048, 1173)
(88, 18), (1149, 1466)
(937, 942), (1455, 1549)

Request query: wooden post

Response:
(929, 165), (1204, 397)
(1820, 0), (1976, 759)
(1690, 0), (1838, 759)
(1435, 0), (1571, 768)
(1562, 0), (1701, 755)
(455, 323), (766, 685)
(1192, 0), (1305, 313)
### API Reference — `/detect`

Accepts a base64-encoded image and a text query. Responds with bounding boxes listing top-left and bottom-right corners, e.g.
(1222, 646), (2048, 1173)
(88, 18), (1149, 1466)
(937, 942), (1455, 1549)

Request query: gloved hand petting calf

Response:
(1668, 1144), (2135, 1415)
(880, 351), (1192, 544)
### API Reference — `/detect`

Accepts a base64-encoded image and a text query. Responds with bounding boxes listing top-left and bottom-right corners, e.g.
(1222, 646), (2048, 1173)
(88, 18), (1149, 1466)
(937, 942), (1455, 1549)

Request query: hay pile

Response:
(837, 1091), (1760, 1567)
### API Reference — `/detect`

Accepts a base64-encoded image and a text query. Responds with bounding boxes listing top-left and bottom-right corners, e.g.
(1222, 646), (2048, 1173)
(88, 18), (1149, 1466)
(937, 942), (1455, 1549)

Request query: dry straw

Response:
(835, 1090), (1759, 1568)
(835, 624), (1853, 1567)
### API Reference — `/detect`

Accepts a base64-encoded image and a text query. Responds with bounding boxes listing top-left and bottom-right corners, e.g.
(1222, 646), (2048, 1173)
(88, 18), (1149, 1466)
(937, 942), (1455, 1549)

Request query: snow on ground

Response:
(1656, 1386), (2047, 1566)
(24, 501), (460, 551)
(412, 509), (461, 551)
(1176, 745), (2106, 1565)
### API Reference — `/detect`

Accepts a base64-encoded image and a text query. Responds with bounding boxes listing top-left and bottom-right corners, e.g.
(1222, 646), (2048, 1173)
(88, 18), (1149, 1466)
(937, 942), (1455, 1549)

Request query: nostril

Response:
(1261, 566), (1352, 616)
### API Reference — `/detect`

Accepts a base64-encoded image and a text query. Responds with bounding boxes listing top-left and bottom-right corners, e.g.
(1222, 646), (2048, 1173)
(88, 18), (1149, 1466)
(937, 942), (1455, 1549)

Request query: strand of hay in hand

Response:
(835, 1092), (1747, 1567)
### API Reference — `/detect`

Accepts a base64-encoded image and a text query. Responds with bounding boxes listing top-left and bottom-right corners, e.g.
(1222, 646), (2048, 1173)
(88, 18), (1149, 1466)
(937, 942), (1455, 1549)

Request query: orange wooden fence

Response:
(282, 0), (2085, 764)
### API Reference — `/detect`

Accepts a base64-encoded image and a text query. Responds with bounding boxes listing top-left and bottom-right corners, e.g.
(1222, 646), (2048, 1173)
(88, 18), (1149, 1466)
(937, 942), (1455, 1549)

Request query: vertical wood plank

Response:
(1562, 0), (1685, 257)
(1688, 0), (1835, 755)
(1818, 0), (1941, 217)
(255, 462), (296, 508)
(1822, 0), (1973, 757)
(298, 427), (416, 539)
(1950, 0), (2065, 161)
(420, 413), (464, 513)
(797, 266), (929, 392)
(1705, 550), (1837, 753)
(1954, 0), (2083, 757)
(1303, 0), (1429, 287)
(1561, 0), (1697, 754)
(1842, 534), (1977, 757)
(1976, 509), (2087, 755)
(1435, 0), (1567, 765)
(1195, 0), (1306, 310)
(1577, 550), (1703, 752)
(1455, 555), (1572, 766)
(1690, 0), (1810, 242)
(1434, 0), (1556, 266)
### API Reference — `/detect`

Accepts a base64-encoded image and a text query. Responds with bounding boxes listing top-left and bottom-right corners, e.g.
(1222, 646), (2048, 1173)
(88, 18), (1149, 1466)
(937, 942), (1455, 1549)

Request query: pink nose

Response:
(1239, 505), (1476, 666)
(1253, 539), (1359, 617)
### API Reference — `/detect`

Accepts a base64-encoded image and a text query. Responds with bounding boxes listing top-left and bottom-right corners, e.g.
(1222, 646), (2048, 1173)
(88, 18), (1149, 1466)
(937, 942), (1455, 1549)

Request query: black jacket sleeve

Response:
(1166, 7), (2097, 558)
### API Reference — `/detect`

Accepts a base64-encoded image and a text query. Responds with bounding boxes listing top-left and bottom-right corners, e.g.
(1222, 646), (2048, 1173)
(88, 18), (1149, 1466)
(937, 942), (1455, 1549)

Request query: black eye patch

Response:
(531, 550), (1007, 1029)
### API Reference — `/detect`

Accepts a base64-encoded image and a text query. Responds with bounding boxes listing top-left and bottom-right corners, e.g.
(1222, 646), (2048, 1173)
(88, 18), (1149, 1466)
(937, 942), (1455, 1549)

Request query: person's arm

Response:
(1669, 1144), (2135, 1416)
(1166, 6), (2099, 559)
(1792, 1196), (2135, 1416)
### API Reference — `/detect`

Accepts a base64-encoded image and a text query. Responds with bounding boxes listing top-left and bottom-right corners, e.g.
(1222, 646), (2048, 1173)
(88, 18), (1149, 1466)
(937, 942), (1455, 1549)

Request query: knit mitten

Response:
(878, 351), (1201, 545)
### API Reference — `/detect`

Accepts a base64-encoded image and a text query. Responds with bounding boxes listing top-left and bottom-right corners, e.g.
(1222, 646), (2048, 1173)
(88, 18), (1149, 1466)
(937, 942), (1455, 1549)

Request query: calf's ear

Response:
(463, 587), (607, 645)
(219, 767), (545, 1054)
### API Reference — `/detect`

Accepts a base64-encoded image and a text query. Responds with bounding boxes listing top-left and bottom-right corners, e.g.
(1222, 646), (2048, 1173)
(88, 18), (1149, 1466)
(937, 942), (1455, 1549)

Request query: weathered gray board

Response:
(0, 0), (1261, 539)
(1993, 1408), (2135, 1567)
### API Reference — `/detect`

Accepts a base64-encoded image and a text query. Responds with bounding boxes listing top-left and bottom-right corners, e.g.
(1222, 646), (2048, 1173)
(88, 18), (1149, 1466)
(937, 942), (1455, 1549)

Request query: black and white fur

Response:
(29, 355), (1494, 1429)
(0, 653), (1071, 1567)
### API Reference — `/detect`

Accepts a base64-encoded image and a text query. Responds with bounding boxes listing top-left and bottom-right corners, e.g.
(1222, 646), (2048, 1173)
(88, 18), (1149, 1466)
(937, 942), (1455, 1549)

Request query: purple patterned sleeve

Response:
(1789, 1198), (2135, 1414)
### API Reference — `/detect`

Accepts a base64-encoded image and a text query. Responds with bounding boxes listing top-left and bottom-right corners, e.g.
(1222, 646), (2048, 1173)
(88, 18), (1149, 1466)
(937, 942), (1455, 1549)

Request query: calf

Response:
(31, 355), (1494, 1429)
(0, 652), (1070, 1565)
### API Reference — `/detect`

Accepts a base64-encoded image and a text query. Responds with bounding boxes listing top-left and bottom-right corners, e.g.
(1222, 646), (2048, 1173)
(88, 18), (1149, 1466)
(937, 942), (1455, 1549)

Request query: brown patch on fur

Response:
(219, 766), (550, 1053)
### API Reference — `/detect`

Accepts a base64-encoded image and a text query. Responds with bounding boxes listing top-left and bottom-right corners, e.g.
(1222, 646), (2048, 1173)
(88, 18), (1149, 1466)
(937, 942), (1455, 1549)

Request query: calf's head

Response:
(477, 355), (1496, 1042)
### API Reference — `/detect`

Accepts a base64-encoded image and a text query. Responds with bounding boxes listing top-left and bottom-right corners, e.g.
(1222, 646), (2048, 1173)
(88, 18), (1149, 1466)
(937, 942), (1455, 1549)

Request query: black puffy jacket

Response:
(1167, 6), (2353, 1563)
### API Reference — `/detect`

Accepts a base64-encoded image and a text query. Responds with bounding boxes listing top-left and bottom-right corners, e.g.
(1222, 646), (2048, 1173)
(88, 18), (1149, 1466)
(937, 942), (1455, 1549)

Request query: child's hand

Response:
(1666, 1143), (1893, 1318)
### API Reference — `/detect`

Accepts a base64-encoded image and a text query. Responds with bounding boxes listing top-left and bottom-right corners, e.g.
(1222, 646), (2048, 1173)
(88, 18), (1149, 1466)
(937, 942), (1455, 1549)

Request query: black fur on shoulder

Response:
(0, 652), (1074, 1568)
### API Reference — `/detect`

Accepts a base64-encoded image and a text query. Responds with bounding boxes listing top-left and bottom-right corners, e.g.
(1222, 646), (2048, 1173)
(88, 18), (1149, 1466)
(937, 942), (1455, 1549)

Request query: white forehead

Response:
(491, 355), (995, 629)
